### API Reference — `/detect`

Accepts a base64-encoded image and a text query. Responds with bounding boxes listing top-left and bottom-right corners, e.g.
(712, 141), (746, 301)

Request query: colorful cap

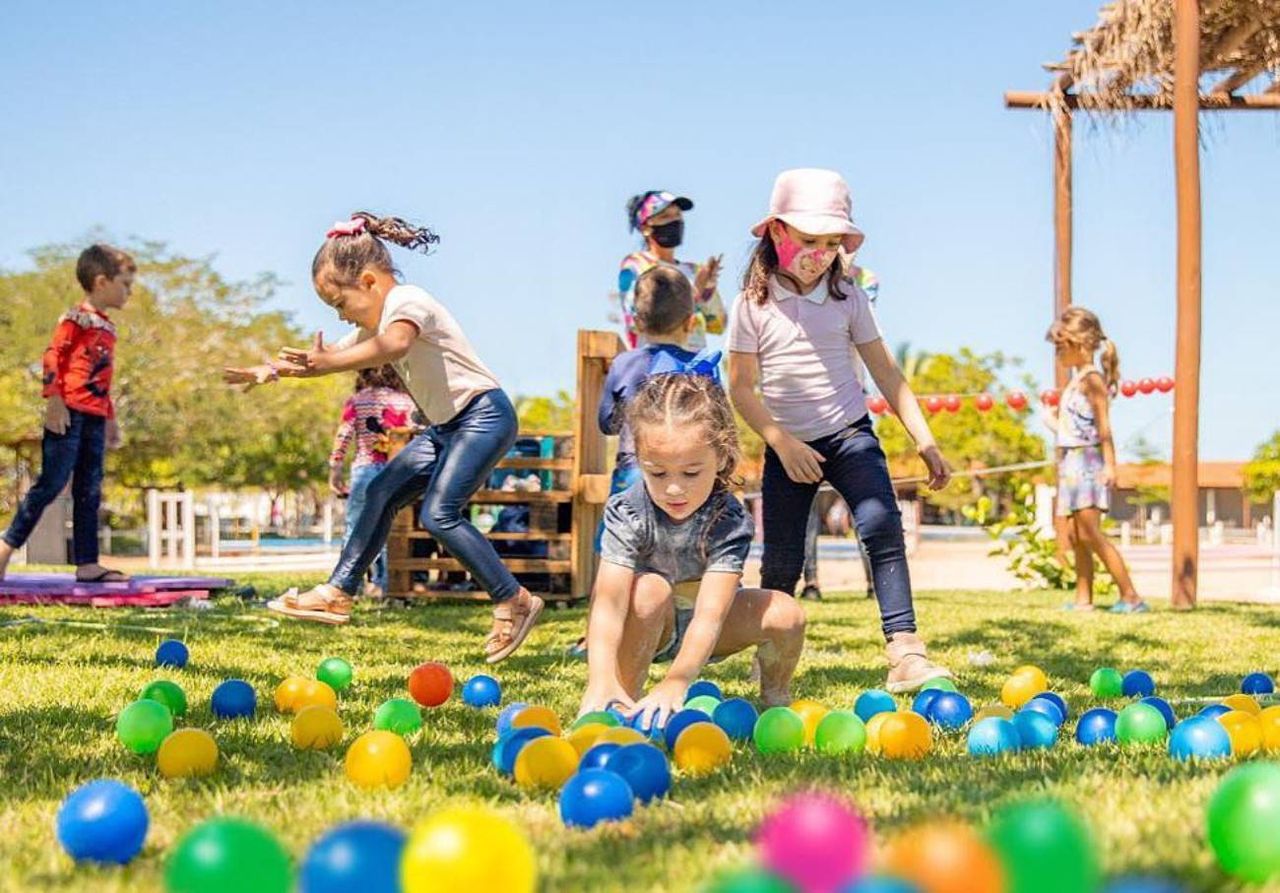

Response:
(631, 190), (693, 230)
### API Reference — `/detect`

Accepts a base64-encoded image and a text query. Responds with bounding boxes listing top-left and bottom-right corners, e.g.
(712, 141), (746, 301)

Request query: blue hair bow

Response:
(649, 348), (723, 384)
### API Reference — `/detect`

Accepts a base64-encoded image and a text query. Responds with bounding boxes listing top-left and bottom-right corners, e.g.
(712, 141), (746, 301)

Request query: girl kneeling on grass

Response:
(578, 371), (806, 730)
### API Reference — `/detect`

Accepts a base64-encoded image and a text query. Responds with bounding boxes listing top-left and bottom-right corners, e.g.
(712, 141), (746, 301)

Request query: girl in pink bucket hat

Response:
(727, 169), (954, 692)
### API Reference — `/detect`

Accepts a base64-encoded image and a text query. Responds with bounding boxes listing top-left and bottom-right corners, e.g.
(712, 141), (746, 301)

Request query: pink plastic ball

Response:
(756, 792), (869, 893)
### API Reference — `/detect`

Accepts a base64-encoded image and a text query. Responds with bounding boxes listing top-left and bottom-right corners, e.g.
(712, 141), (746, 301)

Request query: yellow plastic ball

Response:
(865, 712), (892, 756)
(790, 699), (829, 746)
(510, 704), (561, 736)
(595, 726), (646, 746)
(1001, 673), (1044, 709)
(1217, 710), (1263, 756)
(294, 679), (339, 712)
(1013, 665), (1048, 688)
(1259, 706), (1280, 752)
(1221, 693), (1262, 716)
(156, 728), (218, 778)
(345, 730), (412, 789)
(565, 723), (609, 757)
(974, 704), (1014, 722)
(292, 705), (344, 750)
(512, 736), (579, 790)
(673, 721), (732, 776)
(879, 711), (932, 760)
(401, 806), (536, 893)
(274, 675), (309, 713)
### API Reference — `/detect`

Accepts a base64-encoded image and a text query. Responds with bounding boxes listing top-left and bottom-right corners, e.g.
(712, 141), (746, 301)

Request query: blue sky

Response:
(2, 2), (1277, 460)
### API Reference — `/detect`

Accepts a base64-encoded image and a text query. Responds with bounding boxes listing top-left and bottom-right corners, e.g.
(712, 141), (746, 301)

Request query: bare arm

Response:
(578, 561), (639, 716)
(278, 322), (417, 377)
(1083, 374), (1118, 484)
(728, 351), (825, 483)
(857, 338), (952, 489)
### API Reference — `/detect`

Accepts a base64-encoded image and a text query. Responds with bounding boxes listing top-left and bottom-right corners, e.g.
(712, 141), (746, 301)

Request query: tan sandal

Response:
(484, 591), (544, 663)
(885, 632), (952, 693)
(267, 585), (353, 625)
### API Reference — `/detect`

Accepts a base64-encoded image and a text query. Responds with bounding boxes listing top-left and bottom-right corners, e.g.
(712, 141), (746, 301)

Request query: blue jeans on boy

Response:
(3, 409), (106, 566)
(328, 389), (520, 600)
(760, 414), (914, 638)
(344, 462), (388, 591)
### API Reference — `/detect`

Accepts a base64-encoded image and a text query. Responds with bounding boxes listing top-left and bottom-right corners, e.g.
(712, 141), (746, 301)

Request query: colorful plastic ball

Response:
(1013, 710), (1058, 750)
(165, 817), (292, 893)
(912, 689), (943, 720)
(1022, 697), (1065, 727)
(1261, 706), (1280, 752)
(1075, 708), (1118, 746)
(754, 706), (806, 755)
(1032, 691), (1070, 722)
(274, 676), (308, 713)
(401, 806), (536, 893)
(1242, 672), (1276, 696)
(316, 657), (354, 693)
(1206, 762), (1280, 884)
(686, 679), (723, 702)
(791, 699), (829, 744)
(116, 698), (174, 755)
(879, 711), (933, 760)
(157, 729), (218, 778)
(662, 708), (711, 750)
(930, 692), (974, 731)
(865, 712), (892, 755)
(846, 877), (923, 893)
(211, 679), (256, 719)
(1102, 876), (1187, 893)
(758, 792), (869, 893)
(602, 743), (670, 803)
(883, 822), (1005, 893)
(141, 680), (187, 717)
(513, 735), (578, 791)
(1119, 380), (1138, 398)
(1006, 390), (1029, 411)
(457, 673), (500, 708)
(496, 701), (528, 736)
(565, 723), (608, 757)
(704, 866), (800, 893)
(1221, 693), (1262, 716)
(294, 679), (338, 712)
(155, 639), (188, 668)
(300, 820), (406, 893)
(1200, 703), (1232, 721)
(854, 689), (896, 723)
(344, 730), (412, 789)
(1013, 665), (1049, 689)
(571, 709), (621, 731)
(921, 677), (958, 693)
(1217, 711), (1264, 756)
(56, 779), (148, 864)
(373, 698), (423, 736)
(1122, 670), (1155, 698)
(1169, 716), (1232, 761)
(1002, 673), (1044, 709)
(626, 709), (665, 742)
(1115, 703), (1168, 746)
(559, 768), (634, 828)
(975, 704), (1015, 722)
(815, 710), (867, 755)
(673, 721), (732, 776)
(968, 716), (1020, 756)
(1090, 668), (1125, 699)
(511, 704), (562, 736)
(407, 661), (453, 708)
(292, 705), (344, 750)
(596, 725), (647, 746)
(580, 742), (621, 771)
(685, 694), (722, 716)
(986, 798), (1099, 893)
(1140, 696), (1176, 730)
(713, 697), (759, 742)
(491, 727), (551, 776)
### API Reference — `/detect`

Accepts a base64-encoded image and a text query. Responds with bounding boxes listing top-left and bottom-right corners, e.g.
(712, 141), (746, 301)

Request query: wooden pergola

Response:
(1006, 0), (1279, 609)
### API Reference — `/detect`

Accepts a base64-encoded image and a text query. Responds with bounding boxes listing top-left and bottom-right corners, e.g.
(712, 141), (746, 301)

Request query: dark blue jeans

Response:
(328, 389), (521, 601)
(3, 410), (106, 565)
(761, 415), (914, 638)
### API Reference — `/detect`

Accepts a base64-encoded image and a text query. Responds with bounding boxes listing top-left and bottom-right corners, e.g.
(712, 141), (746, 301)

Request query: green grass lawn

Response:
(1, 574), (1278, 892)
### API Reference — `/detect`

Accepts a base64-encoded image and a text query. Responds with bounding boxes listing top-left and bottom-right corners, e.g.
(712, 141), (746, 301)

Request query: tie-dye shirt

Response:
(329, 387), (418, 469)
(617, 251), (725, 351)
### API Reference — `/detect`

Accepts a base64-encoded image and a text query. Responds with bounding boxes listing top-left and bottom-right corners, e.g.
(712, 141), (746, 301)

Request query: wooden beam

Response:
(1203, 14), (1264, 68)
(1005, 90), (1280, 109)
(1053, 107), (1073, 390)
(1172, 0), (1202, 609)
(1212, 61), (1270, 95)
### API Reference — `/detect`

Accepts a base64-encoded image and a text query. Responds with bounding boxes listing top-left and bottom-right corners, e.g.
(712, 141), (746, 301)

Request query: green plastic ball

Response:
(1089, 668), (1124, 699)
(753, 706), (805, 755)
(165, 817), (292, 893)
(986, 798), (1100, 893)
(316, 657), (354, 693)
(1114, 703), (1168, 746)
(921, 678), (959, 693)
(685, 695), (722, 716)
(116, 699), (174, 755)
(814, 710), (867, 755)
(373, 698), (423, 735)
(570, 710), (621, 731)
(141, 680), (187, 717)
(1207, 762), (1280, 884)
(703, 866), (797, 893)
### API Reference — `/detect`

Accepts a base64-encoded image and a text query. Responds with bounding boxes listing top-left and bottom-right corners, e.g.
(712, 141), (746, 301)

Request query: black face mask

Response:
(648, 219), (684, 249)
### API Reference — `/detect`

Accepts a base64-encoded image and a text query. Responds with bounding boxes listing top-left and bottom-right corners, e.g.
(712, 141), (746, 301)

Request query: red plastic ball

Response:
(1155, 376), (1175, 393)
(1040, 389), (1060, 407)
(407, 662), (454, 708)
(866, 396), (888, 415)
(1005, 391), (1028, 411)
(1120, 380), (1138, 398)
(975, 394), (994, 412)
(1137, 378), (1156, 394)
(924, 396), (944, 414)
(943, 395), (961, 413)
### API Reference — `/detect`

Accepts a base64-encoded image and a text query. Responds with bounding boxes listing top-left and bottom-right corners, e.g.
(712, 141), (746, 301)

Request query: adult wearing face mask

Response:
(617, 190), (725, 350)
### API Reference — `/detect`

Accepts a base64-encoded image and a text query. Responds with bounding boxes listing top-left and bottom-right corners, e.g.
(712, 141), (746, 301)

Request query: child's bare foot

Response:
(485, 589), (544, 663)
(267, 584), (352, 624)
(0, 541), (13, 580)
(885, 631), (952, 694)
(1064, 600), (1096, 612)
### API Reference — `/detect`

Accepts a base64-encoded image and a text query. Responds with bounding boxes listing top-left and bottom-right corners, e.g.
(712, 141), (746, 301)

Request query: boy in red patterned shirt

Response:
(0, 244), (135, 581)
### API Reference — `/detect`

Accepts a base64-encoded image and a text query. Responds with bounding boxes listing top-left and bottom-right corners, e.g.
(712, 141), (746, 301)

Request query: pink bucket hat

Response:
(750, 168), (864, 253)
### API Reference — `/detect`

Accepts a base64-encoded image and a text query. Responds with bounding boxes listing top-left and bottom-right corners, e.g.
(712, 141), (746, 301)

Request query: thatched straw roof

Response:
(1025, 0), (1280, 114)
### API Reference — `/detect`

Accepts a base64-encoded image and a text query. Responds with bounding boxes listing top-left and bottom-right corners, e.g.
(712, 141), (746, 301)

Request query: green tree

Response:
(515, 390), (576, 433)
(1243, 430), (1280, 503)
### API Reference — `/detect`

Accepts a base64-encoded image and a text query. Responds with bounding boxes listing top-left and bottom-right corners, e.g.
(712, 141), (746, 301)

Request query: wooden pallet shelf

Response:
(395, 558), (572, 573)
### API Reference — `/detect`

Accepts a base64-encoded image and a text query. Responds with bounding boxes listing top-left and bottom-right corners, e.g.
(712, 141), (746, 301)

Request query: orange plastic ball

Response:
(407, 662), (454, 708)
(1001, 672), (1044, 710)
(866, 712), (893, 755)
(512, 736), (578, 790)
(291, 705), (344, 750)
(1221, 694), (1262, 716)
(511, 705), (562, 736)
(1218, 710), (1264, 756)
(883, 822), (1006, 893)
(673, 722), (732, 776)
(274, 676), (309, 713)
(157, 729), (219, 778)
(791, 699), (829, 746)
(345, 730), (413, 789)
(294, 679), (338, 713)
(595, 726), (646, 746)
(879, 711), (932, 760)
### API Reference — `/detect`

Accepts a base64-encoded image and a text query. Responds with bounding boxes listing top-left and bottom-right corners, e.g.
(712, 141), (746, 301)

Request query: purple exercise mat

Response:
(0, 573), (233, 597)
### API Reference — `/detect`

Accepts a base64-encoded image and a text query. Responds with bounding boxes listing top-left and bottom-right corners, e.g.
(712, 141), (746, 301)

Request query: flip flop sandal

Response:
(76, 568), (130, 583)
(1063, 603), (1097, 612)
(1108, 600), (1150, 614)
(267, 587), (352, 625)
(484, 594), (545, 664)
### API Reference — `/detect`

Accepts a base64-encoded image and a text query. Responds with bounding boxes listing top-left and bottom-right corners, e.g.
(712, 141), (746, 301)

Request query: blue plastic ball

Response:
(581, 742), (621, 771)
(1022, 696), (1065, 727)
(1032, 690), (1070, 722)
(495, 701), (528, 736)
(967, 716), (1020, 756)
(1199, 704), (1232, 721)
(911, 689), (943, 720)
(686, 680), (723, 702)
(56, 779), (148, 864)
(663, 708), (711, 751)
(1013, 710), (1059, 749)
(627, 709), (666, 742)
(559, 769), (635, 828)
(854, 690), (896, 723)
(603, 743), (670, 803)
(1169, 716), (1232, 761)
(1075, 708), (1118, 746)
(211, 679), (256, 719)
(155, 639), (188, 669)
(461, 674), (501, 708)
(844, 877), (924, 893)
(712, 697), (759, 742)
(1140, 696), (1177, 730)
(491, 727), (551, 776)
(1242, 672), (1276, 696)
(299, 820), (406, 893)
(929, 692), (973, 730)
(1103, 876), (1188, 893)
(1122, 670), (1156, 698)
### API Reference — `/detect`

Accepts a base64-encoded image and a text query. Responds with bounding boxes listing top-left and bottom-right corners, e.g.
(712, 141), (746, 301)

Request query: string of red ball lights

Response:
(866, 375), (1176, 415)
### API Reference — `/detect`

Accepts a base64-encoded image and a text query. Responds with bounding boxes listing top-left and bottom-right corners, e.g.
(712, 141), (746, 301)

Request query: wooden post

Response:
(1171, 0), (1202, 608)
(571, 330), (623, 600)
(1053, 107), (1073, 389)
